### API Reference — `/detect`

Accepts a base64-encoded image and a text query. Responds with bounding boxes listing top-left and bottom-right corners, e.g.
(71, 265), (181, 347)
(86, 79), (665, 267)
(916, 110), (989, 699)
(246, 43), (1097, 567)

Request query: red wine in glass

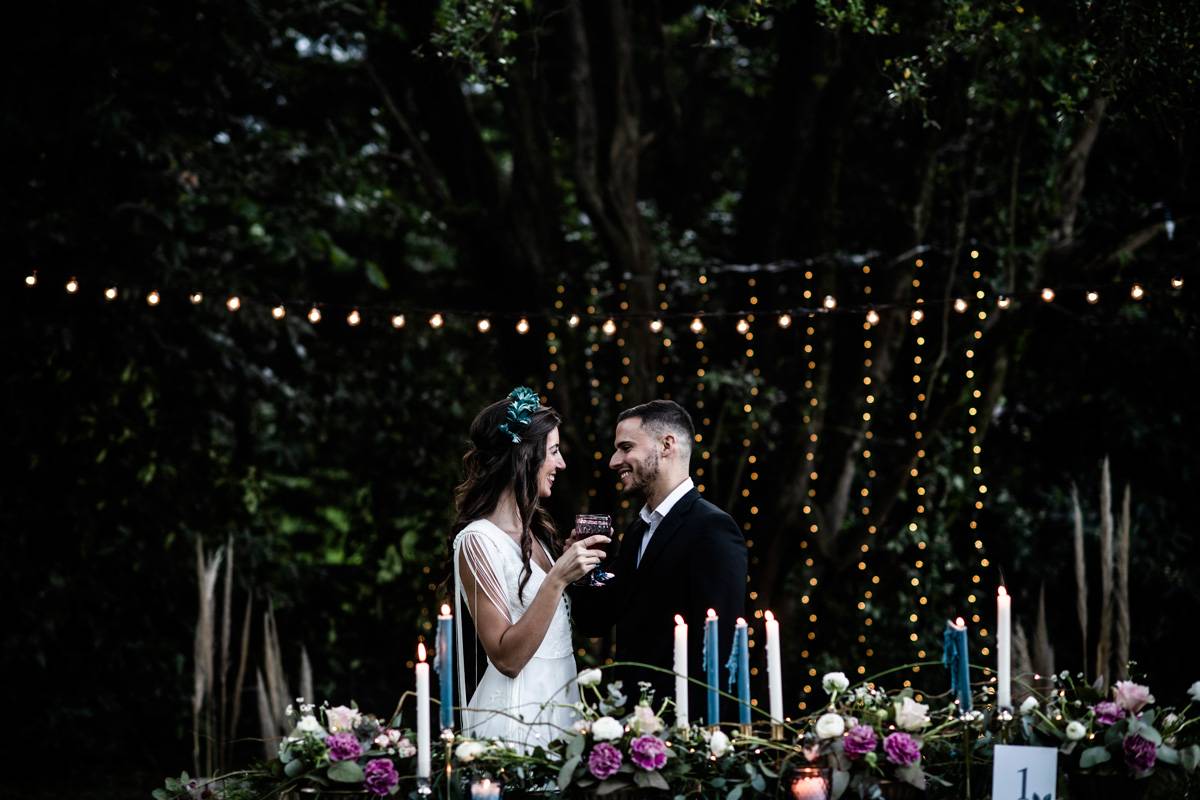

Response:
(575, 513), (613, 586)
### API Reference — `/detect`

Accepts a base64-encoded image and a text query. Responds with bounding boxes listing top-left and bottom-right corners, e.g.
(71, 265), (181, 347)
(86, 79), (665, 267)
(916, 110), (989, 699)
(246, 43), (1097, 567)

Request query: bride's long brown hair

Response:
(452, 395), (563, 603)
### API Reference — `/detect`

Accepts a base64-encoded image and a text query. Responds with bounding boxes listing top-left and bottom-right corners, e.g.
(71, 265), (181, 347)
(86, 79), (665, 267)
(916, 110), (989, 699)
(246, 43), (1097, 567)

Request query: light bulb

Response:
(567, 314), (580, 328)
(347, 309), (361, 326)
(392, 314), (406, 329)
(601, 319), (617, 336)
(690, 317), (704, 334)
(954, 298), (968, 313)
(308, 306), (322, 323)
(823, 295), (837, 310)
(866, 309), (880, 326)
(1130, 283), (1145, 300)
(649, 319), (663, 333)
(1086, 291), (1100, 305)
(272, 305), (286, 319)
(66, 278), (79, 294)
(104, 287), (118, 301)
(226, 296), (241, 312)
(777, 313), (792, 329)
(1171, 276), (1184, 289)
(736, 318), (750, 335)
(997, 296), (1011, 309)
(429, 313), (444, 329)
(24, 273), (37, 287)
(1041, 288), (1056, 302)
(147, 291), (161, 306)
(189, 292), (203, 304)
(516, 317), (530, 334)
(477, 318), (491, 333)
(910, 309), (925, 324)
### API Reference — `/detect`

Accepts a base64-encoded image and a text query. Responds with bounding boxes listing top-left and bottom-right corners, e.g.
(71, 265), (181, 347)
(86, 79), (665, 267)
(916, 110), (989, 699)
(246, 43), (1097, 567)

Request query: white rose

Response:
(455, 741), (487, 762)
(1020, 697), (1039, 716)
(894, 697), (931, 731)
(709, 730), (731, 757)
(577, 668), (603, 688)
(296, 714), (326, 735)
(630, 704), (663, 735)
(325, 704), (361, 733)
(1189, 681), (1200, 703)
(815, 712), (846, 740)
(822, 672), (850, 695)
(1066, 721), (1087, 741)
(592, 716), (624, 741)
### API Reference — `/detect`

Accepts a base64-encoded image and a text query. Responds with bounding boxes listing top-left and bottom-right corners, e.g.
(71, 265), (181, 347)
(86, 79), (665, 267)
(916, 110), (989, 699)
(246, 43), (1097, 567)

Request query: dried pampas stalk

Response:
(1095, 457), (1114, 687)
(1013, 620), (1034, 702)
(217, 535), (233, 771)
(300, 645), (314, 706)
(262, 602), (289, 732)
(1033, 583), (1055, 683)
(1114, 484), (1132, 680)
(192, 539), (224, 776)
(256, 668), (276, 761)
(228, 594), (252, 768)
(1071, 484), (1088, 679)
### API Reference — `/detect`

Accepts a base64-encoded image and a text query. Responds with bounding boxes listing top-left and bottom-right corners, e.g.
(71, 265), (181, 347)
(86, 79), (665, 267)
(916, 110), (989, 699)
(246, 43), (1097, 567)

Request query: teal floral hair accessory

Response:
(498, 386), (541, 444)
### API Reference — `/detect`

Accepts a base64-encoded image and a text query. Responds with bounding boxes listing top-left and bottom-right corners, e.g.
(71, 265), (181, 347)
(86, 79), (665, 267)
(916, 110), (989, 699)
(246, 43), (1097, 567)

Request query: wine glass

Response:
(575, 513), (613, 586)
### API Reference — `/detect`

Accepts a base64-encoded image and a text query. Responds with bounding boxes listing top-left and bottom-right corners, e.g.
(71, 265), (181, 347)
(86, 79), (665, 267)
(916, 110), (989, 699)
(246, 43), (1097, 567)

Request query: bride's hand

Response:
(551, 534), (610, 586)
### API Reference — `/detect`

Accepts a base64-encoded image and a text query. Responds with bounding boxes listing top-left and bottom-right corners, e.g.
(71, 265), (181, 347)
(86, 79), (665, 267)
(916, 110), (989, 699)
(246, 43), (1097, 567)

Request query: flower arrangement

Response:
(1017, 672), (1200, 781)
(798, 670), (962, 798)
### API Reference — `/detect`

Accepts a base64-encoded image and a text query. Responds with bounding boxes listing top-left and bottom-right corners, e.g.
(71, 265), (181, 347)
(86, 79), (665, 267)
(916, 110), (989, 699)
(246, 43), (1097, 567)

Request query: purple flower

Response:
(363, 758), (399, 796)
(1093, 701), (1127, 726)
(843, 725), (878, 759)
(588, 742), (623, 780)
(325, 732), (363, 762)
(1124, 734), (1157, 773)
(882, 732), (921, 767)
(629, 735), (668, 771)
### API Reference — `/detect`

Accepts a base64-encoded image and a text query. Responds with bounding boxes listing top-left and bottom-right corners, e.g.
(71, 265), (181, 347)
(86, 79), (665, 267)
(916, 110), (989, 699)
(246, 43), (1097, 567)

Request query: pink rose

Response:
(1113, 681), (1155, 714)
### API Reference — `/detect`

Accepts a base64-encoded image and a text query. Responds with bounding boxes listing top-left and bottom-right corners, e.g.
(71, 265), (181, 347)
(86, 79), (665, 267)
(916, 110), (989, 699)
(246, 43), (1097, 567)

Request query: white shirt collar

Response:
(638, 477), (695, 526)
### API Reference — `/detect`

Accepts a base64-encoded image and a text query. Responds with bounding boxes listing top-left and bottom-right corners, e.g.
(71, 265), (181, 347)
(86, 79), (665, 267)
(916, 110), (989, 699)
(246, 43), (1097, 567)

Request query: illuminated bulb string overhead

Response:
(907, 257), (929, 674)
(854, 263), (879, 678)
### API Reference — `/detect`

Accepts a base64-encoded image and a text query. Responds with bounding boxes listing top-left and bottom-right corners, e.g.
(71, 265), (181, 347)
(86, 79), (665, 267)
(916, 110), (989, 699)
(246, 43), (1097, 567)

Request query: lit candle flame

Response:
(736, 617), (747, 626)
(765, 610), (775, 622)
(418, 642), (427, 662)
(674, 614), (685, 626)
(998, 586), (1008, 598)
(706, 608), (717, 620)
(440, 604), (451, 617)
(955, 616), (966, 627)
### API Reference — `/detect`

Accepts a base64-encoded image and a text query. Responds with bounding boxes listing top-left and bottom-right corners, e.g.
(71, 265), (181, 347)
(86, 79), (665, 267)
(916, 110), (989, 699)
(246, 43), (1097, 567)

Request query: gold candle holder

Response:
(771, 721), (785, 741)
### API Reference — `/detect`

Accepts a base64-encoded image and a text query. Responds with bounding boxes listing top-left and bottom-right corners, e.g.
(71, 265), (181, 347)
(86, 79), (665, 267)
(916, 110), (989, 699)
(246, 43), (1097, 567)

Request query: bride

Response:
(450, 387), (609, 750)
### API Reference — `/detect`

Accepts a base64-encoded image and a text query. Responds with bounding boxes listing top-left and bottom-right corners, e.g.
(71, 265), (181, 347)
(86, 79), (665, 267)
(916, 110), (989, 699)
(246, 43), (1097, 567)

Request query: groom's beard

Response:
(619, 452), (660, 499)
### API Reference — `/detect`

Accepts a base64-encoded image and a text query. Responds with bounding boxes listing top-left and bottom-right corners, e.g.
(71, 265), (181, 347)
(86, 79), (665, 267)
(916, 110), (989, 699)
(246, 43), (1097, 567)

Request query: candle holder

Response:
(787, 766), (831, 800)
(739, 723), (753, 738)
(469, 776), (503, 800)
(771, 722), (786, 741)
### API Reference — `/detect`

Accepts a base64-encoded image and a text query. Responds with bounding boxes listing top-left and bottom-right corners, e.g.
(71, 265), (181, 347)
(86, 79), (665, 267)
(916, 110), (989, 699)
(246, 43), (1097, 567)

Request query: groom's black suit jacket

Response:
(570, 487), (747, 724)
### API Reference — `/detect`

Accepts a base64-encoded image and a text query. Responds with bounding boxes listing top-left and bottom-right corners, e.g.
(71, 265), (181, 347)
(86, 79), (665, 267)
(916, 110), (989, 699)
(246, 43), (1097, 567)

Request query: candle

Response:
(789, 767), (829, 800)
(945, 617), (972, 713)
(764, 610), (783, 724)
(437, 604), (455, 731)
(416, 642), (431, 780)
(674, 614), (689, 728)
(470, 778), (501, 799)
(704, 608), (719, 726)
(997, 587), (1011, 709)
(734, 618), (751, 725)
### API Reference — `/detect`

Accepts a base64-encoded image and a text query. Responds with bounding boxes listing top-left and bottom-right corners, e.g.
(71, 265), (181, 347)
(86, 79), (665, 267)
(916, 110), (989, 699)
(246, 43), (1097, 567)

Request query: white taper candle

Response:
(416, 642), (431, 779)
(674, 614), (689, 728)
(764, 610), (783, 724)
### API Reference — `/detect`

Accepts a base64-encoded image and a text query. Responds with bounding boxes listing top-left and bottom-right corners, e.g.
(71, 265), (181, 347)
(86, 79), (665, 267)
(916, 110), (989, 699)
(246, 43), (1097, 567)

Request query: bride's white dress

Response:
(452, 519), (577, 751)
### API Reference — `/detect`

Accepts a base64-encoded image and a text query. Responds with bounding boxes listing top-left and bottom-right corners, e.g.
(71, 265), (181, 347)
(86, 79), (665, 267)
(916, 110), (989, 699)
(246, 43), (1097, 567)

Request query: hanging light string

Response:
(798, 267), (820, 713)
(692, 271), (712, 497)
(963, 253), (993, 662)
(739, 276), (762, 698)
(907, 258), (931, 681)
(855, 263), (880, 679)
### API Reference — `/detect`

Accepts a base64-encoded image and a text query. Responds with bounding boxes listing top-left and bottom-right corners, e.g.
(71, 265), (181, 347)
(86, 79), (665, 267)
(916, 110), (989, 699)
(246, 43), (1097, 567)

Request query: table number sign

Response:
(992, 744), (1057, 800)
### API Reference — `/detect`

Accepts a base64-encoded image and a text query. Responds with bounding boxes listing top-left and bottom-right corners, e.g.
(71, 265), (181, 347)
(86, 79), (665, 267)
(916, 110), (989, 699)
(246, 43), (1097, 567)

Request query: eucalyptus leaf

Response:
(557, 754), (580, 791)
(327, 759), (364, 783)
(1079, 746), (1112, 769)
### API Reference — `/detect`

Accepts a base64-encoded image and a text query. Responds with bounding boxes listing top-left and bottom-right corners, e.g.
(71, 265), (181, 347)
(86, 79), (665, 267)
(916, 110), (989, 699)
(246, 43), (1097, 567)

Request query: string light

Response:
(347, 309), (362, 326)
(736, 318), (750, 335)
(429, 313), (444, 329)
(822, 294), (837, 310)
(189, 292), (203, 305)
(147, 290), (161, 306)
(308, 306), (322, 323)
(798, 267), (821, 691)
(866, 309), (880, 326)
(602, 318), (617, 336)
(964, 261), (991, 648)
(649, 319), (663, 333)
(272, 305), (286, 319)
(1130, 283), (1145, 301)
(104, 287), (118, 301)
(516, 317), (530, 334)
(778, 313), (792, 329)
(477, 318), (491, 333)
(1086, 291), (1100, 305)
(1041, 288), (1056, 302)
(392, 314), (406, 329)
(954, 298), (968, 313)
(567, 314), (580, 328)
(66, 278), (79, 294)
(690, 317), (704, 334)
(738, 276), (763, 650)
(856, 263), (878, 677)
(997, 296), (1012, 309)
(226, 296), (241, 312)
(25, 273), (37, 287)
(907, 257), (929, 667)
(1172, 276), (1184, 289)
(910, 309), (925, 324)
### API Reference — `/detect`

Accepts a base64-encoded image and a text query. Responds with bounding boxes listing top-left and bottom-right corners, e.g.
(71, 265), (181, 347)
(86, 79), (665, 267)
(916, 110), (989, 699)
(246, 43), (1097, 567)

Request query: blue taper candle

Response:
(437, 604), (454, 730)
(943, 617), (972, 713)
(734, 618), (751, 725)
(704, 608), (720, 725)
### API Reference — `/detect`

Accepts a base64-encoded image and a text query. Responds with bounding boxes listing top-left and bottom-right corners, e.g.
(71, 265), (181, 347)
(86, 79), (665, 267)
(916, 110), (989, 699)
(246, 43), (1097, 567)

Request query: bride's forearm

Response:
(490, 576), (567, 678)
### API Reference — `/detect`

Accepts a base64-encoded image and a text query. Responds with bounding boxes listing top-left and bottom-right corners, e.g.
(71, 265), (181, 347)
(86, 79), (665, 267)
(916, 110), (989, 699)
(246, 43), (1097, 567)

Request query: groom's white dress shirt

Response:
(635, 476), (695, 566)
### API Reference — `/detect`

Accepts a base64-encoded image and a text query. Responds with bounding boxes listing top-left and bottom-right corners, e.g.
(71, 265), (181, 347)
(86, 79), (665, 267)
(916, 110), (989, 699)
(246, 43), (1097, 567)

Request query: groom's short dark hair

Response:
(618, 400), (695, 457)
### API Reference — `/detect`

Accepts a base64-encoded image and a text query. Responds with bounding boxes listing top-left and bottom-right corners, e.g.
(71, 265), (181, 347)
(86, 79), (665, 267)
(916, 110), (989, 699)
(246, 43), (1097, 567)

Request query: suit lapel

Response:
(635, 489), (700, 575)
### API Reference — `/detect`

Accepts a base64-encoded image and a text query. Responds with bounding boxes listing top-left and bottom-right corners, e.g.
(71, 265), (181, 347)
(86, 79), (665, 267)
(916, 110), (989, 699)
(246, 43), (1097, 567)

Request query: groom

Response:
(569, 400), (747, 724)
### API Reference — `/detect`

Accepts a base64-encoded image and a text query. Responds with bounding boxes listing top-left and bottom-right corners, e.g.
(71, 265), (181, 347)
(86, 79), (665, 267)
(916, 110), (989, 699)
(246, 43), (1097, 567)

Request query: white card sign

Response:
(992, 744), (1058, 800)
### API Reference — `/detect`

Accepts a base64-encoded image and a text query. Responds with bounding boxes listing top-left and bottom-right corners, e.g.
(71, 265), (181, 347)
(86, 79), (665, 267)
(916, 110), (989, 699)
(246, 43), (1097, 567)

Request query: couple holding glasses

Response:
(449, 387), (748, 750)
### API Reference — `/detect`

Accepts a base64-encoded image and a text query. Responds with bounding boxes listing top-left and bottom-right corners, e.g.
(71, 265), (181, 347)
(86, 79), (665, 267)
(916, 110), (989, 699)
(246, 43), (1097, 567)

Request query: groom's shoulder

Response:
(687, 493), (741, 535)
